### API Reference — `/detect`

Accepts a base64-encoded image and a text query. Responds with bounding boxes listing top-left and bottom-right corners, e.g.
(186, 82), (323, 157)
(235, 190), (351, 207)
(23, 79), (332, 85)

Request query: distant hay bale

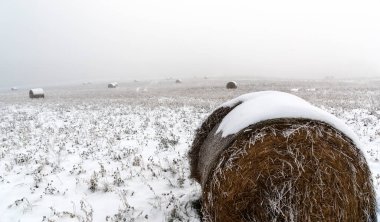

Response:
(189, 93), (375, 222)
(29, 88), (45, 99)
(11, 87), (18, 91)
(226, 81), (237, 89)
(175, 79), (182, 83)
(108, 82), (118, 88)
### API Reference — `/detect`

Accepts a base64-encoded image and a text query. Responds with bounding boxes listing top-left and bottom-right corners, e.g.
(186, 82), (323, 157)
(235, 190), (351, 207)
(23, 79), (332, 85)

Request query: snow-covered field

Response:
(1, 79), (380, 221)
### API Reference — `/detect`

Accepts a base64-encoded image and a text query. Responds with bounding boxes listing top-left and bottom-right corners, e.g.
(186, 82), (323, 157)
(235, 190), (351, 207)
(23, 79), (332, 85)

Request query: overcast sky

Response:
(0, 0), (380, 88)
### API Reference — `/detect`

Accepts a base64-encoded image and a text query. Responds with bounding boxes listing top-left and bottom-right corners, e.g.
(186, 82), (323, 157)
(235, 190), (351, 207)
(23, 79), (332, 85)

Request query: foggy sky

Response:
(1, 0), (380, 88)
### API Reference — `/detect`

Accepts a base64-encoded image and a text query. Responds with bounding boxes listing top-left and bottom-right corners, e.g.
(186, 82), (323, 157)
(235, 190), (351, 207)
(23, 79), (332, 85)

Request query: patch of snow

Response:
(217, 91), (361, 148)
(29, 88), (44, 95)
(290, 88), (299, 92)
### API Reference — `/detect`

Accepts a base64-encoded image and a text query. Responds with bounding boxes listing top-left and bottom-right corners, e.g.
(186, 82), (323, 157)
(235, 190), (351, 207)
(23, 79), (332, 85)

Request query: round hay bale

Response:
(226, 81), (237, 89)
(189, 92), (376, 222)
(108, 82), (118, 88)
(175, 79), (182, 83)
(29, 88), (45, 99)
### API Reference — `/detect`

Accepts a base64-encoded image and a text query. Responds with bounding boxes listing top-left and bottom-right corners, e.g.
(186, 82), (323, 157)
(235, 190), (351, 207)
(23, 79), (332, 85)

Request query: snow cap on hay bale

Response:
(226, 81), (237, 89)
(108, 82), (118, 88)
(189, 91), (376, 222)
(29, 88), (44, 98)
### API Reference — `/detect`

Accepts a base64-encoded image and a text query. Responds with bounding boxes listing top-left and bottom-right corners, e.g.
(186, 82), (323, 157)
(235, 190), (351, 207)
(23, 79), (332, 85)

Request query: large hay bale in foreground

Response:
(189, 91), (376, 222)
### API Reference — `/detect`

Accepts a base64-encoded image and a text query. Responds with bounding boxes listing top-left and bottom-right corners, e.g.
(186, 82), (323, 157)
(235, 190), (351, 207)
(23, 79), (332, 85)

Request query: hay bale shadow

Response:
(191, 198), (203, 220)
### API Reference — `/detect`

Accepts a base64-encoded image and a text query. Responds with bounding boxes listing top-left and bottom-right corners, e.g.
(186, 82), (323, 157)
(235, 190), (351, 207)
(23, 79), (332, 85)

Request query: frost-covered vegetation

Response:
(0, 79), (380, 221)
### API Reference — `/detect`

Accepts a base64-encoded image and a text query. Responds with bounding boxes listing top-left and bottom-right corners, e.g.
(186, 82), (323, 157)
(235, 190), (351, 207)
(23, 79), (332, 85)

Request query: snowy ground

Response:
(1, 78), (380, 221)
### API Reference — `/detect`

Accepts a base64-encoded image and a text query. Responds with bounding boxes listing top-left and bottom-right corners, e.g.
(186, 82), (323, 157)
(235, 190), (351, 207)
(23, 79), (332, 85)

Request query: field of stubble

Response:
(0, 78), (380, 221)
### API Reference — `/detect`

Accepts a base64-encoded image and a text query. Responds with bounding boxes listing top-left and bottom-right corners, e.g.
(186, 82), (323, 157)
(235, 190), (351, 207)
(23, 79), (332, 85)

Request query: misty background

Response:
(0, 0), (380, 88)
